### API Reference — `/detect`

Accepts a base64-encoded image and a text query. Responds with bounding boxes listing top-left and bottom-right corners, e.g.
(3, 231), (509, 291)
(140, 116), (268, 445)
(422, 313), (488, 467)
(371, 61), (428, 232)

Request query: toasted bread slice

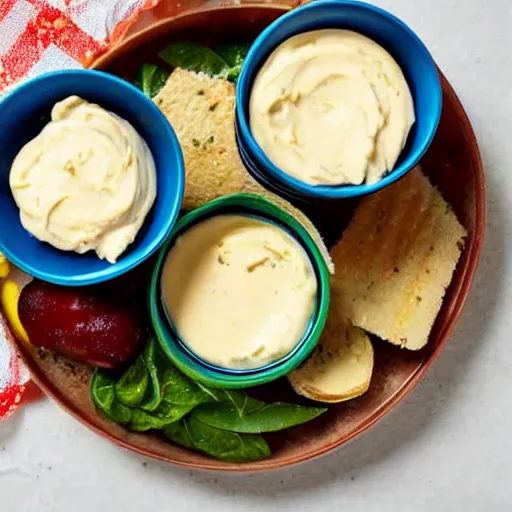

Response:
(154, 68), (246, 211)
(154, 69), (334, 274)
(288, 296), (373, 403)
(330, 167), (467, 350)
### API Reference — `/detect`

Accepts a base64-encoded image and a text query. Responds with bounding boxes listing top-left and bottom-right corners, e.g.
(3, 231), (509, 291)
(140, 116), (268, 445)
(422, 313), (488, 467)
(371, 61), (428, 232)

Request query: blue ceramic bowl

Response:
(236, 0), (442, 200)
(0, 69), (184, 286)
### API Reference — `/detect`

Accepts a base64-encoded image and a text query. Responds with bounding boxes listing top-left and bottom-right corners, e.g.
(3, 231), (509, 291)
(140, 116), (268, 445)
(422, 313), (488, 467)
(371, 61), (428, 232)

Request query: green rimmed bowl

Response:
(148, 193), (330, 388)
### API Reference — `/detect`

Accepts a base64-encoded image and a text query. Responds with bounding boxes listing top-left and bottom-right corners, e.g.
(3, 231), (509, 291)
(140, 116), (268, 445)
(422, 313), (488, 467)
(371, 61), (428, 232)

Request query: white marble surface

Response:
(1, 0), (511, 510)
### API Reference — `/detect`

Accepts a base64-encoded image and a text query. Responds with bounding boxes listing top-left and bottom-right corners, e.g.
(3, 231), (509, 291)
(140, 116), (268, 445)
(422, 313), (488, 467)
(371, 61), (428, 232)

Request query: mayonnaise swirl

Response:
(10, 96), (156, 263)
(161, 215), (317, 370)
(250, 29), (415, 186)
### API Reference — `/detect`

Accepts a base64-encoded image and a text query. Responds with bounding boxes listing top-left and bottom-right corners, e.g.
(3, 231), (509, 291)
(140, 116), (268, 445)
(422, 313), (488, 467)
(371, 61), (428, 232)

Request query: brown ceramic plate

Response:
(1, 4), (485, 472)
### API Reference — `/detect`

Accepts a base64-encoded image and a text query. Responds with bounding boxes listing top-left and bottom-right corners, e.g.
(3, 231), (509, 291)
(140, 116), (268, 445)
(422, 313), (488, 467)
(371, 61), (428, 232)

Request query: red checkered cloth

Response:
(0, 0), (159, 93)
(0, 0), (160, 420)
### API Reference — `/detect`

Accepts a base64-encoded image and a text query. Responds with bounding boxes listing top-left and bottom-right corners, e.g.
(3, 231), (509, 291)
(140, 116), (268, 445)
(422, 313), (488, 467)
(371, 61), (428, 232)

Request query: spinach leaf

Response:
(211, 41), (250, 82)
(133, 63), (170, 98)
(195, 383), (264, 416)
(91, 338), (326, 463)
(130, 403), (196, 432)
(91, 370), (116, 413)
(115, 355), (149, 407)
(91, 370), (132, 425)
(159, 364), (211, 406)
(211, 41), (250, 67)
(159, 42), (229, 78)
(166, 416), (271, 462)
(110, 401), (133, 425)
(140, 338), (210, 411)
(127, 340), (212, 430)
(192, 402), (326, 433)
(164, 420), (194, 450)
(217, 390), (252, 415)
(92, 357), (202, 432)
(139, 337), (163, 411)
(225, 67), (242, 83)
(194, 381), (226, 403)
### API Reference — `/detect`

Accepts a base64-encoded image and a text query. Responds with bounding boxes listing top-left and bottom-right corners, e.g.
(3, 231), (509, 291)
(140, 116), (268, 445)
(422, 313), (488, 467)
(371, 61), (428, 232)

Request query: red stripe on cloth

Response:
(0, 0), (16, 23)
(0, 4), (104, 90)
(0, 353), (25, 420)
(0, 15), (50, 90)
(31, 5), (105, 65)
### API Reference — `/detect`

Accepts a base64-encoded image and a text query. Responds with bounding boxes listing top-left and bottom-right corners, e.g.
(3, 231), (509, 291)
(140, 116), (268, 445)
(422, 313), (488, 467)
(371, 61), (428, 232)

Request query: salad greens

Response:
(192, 402), (326, 434)
(133, 63), (170, 98)
(91, 338), (326, 462)
(211, 41), (251, 68)
(158, 40), (250, 82)
(166, 417), (272, 462)
(159, 42), (230, 79)
(115, 355), (148, 407)
(132, 40), (250, 97)
(211, 41), (251, 82)
(91, 371), (132, 425)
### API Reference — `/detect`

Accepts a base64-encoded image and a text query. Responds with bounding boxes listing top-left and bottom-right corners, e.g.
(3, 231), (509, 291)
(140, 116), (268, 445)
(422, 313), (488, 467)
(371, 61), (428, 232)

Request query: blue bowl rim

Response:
(236, 0), (443, 200)
(0, 69), (185, 286)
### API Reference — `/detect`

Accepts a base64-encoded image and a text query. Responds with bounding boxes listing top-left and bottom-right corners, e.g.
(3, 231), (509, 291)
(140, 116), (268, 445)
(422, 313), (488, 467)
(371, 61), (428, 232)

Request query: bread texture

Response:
(288, 292), (373, 403)
(154, 68), (246, 210)
(154, 68), (334, 273)
(330, 167), (467, 350)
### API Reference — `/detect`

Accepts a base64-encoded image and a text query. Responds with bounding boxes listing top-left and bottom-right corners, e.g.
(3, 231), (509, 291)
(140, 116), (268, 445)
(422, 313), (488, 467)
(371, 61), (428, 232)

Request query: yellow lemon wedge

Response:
(0, 277), (29, 343)
(0, 252), (10, 279)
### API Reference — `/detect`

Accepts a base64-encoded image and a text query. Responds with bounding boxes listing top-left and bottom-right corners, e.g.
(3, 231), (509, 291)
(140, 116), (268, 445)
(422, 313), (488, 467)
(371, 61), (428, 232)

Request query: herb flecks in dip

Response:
(250, 29), (415, 186)
(9, 96), (157, 263)
(160, 215), (317, 370)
